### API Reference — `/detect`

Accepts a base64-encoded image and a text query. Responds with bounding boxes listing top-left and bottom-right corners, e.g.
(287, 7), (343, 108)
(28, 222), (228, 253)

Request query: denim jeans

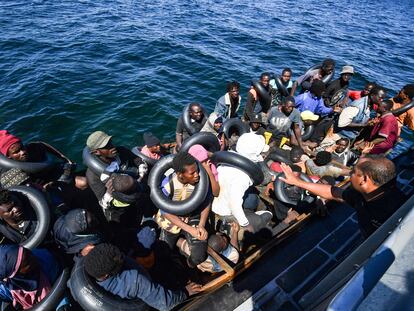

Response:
(387, 126), (414, 160)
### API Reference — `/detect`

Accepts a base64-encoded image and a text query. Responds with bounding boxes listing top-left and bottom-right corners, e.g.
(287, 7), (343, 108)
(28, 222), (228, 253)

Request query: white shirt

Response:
(212, 165), (252, 227)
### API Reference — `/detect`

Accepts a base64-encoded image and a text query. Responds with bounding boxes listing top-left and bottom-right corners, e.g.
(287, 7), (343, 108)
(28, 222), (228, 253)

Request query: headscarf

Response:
(0, 130), (21, 156)
(53, 209), (103, 254)
(236, 133), (269, 163)
(0, 245), (51, 309)
(188, 144), (218, 181)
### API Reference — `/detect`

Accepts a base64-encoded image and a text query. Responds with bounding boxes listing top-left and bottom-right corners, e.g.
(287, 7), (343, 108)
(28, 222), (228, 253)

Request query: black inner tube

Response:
(211, 151), (264, 186)
(182, 104), (207, 136)
(252, 80), (271, 110)
(147, 154), (209, 216)
(0, 143), (55, 174)
(82, 146), (108, 176)
(392, 100), (414, 116)
(304, 64), (335, 85)
(68, 257), (147, 311)
(131, 146), (157, 166)
(274, 172), (314, 205)
(180, 132), (221, 154)
(330, 88), (348, 106)
(265, 150), (292, 166)
(30, 267), (71, 311)
(274, 76), (289, 97)
(222, 118), (248, 139)
(301, 124), (315, 141)
(9, 186), (51, 250)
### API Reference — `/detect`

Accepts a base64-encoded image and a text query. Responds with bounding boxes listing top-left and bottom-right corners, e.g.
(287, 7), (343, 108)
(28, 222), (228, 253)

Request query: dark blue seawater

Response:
(1, 0), (413, 164)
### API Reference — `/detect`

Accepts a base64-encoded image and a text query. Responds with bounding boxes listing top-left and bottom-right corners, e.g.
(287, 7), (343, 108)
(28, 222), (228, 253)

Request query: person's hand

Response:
(361, 142), (375, 154)
(264, 182), (274, 196)
(201, 160), (212, 172)
(185, 282), (202, 296)
(196, 226), (208, 241)
(368, 118), (379, 126)
(138, 163), (148, 178)
(230, 221), (240, 234)
(279, 163), (302, 186)
(333, 105), (342, 113)
(105, 177), (114, 195)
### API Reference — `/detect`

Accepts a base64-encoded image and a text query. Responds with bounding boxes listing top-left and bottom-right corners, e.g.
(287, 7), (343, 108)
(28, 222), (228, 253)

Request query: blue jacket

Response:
(98, 258), (188, 311)
(214, 93), (241, 120)
(295, 92), (333, 116)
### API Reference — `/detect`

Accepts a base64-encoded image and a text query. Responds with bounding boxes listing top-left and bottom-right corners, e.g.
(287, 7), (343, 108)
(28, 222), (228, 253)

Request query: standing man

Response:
(214, 81), (241, 120)
(176, 103), (207, 150)
(279, 156), (407, 237)
(243, 72), (272, 122)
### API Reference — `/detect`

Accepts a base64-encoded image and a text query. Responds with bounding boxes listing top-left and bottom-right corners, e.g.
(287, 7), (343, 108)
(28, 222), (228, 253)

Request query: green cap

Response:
(86, 131), (112, 150)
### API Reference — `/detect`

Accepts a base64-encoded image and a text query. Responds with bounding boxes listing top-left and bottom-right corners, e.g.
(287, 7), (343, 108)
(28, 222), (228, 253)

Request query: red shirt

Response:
(348, 90), (362, 101)
(369, 113), (398, 154)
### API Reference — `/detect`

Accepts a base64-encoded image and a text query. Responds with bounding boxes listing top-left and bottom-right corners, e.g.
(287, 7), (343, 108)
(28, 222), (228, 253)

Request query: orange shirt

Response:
(392, 98), (414, 131)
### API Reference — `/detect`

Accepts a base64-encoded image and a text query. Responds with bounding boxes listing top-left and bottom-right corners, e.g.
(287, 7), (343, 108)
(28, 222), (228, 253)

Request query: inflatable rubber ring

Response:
(252, 80), (271, 108)
(0, 143), (55, 174)
(180, 132), (220, 154)
(303, 64), (335, 85)
(392, 100), (414, 116)
(222, 118), (248, 139)
(330, 88), (348, 107)
(265, 150), (292, 166)
(9, 185), (51, 250)
(301, 124), (315, 141)
(148, 154), (209, 216)
(211, 151), (264, 186)
(131, 147), (157, 166)
(182, 104), (207, 136)
(68, 257), (147, 311)
(30, 267), (71, 311)
(274, 172), (314, 205)
(82, 146), (108, 176)
(274, 76), (289, 97)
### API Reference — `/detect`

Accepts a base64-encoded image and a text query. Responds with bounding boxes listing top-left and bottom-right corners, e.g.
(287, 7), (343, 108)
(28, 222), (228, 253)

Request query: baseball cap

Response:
(86, 131), (112, 150)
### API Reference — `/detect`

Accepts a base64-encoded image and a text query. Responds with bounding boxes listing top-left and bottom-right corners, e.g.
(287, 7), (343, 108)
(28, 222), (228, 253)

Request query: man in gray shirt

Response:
(267, 96), (304, 149)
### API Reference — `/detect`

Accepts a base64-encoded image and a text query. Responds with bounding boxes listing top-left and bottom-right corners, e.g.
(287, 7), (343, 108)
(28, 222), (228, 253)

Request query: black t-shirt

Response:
(333, 182), (407, 237)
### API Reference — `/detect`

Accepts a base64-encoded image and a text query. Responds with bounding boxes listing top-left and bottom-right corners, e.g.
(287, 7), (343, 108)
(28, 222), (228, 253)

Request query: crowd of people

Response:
(0, 58), (413, 310)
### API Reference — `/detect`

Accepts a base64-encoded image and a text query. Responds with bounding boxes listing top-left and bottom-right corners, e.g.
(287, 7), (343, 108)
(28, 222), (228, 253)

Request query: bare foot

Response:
(282, 209), (299, 224)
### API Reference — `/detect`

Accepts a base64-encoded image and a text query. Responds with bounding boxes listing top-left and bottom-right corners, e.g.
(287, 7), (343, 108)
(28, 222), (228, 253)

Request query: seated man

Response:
(175, 103), (207, 150)
(248, 113), (266, 136)
(324, 65), (354, 106)
(140, 132), (170, 160)
(177, 221), (240, 274)
(291, 58), (336, 95)
(53, 208), (103, 257)
(243, 73), (272, 122)
(267, 96), (304, 149)
(156, 152), (210, 268)
(85, 131), (147, 207)
(214, 81), (241, 120)
(269, 68), (293, 105)
(201, 112), (225, 149)
(388, 83), (414, 159)
(305, 151), (351, 178)
(0, 189), (38, 244)
(295, 80), (337, 117)
(348, 82), (377, 102)
(320, 86), (387, 149)
(84, 243), (201, 311)
(356, 99), (398, 155)
(0, 130), (82, 189)
(212, 133), (273, 233)
(329, 138), (358, 167)
(0, 245), (65, 310)
(280, 156), (408, 237)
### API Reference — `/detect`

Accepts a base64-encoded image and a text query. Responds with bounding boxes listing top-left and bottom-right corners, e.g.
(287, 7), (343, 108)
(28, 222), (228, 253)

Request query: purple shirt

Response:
(294, 92), (333, 116)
